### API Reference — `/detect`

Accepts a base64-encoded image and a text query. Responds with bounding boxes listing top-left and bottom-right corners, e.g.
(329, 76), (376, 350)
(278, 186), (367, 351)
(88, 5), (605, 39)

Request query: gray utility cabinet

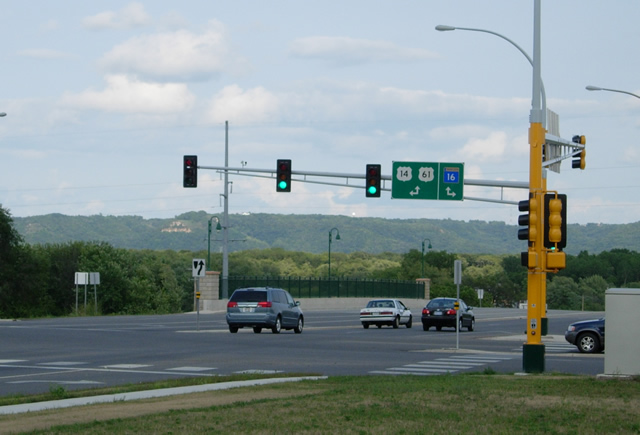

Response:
(604, 288), (640, 376)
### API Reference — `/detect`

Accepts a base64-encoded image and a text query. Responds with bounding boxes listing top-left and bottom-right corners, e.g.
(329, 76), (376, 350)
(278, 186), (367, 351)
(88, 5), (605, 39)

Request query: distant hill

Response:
(12, 211), (640, 255)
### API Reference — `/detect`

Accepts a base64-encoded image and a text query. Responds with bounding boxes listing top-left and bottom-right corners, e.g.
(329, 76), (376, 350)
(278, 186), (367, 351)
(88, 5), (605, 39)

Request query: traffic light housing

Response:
(572, 135), (586, 170)
(276, 159), (291, 192)
(544, 193), (567, 251)
(517, 196), (537, 242)
(183, 155), (197, 188)
(365, 164), (381, 198)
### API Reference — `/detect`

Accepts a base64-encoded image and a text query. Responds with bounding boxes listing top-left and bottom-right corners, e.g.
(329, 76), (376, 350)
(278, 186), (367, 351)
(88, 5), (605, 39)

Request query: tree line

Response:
(1, 206), (636, 318)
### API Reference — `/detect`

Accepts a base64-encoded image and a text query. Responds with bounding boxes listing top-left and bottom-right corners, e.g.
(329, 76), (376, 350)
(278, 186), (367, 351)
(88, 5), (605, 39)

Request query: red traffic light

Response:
(183, 155), (197, 188)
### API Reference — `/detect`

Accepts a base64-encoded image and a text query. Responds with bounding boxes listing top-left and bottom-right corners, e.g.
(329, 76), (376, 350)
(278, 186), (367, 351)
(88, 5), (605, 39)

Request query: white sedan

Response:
(359, 299), (413, 329)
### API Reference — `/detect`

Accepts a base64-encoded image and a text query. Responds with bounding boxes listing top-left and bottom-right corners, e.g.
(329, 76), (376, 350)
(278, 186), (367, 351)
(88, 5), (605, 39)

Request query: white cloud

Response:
(457, 131), (528, 163)
(290, 36), (437, 66)
(98, 20), (248, 81)
(82, 2), (151, 30)
(59, 75), (195, 114)
(207, 85), (280, 124)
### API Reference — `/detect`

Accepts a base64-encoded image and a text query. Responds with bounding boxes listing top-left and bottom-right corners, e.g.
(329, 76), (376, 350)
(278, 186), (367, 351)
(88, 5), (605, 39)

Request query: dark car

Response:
(565, 317), (605, 353)
(226, 287), (303, 334)
(421, 297), (475, 331)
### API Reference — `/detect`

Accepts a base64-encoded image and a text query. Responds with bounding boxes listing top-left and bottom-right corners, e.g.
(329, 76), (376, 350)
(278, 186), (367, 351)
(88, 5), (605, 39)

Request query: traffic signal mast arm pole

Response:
(198, 164), (528, 203)
(525, 0), (545, 365)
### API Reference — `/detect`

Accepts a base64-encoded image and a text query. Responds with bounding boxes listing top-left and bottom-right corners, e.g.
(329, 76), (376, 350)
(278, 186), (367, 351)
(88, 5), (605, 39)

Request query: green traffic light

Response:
(368, 186), (377, 195)
(279, 180), (288, 190)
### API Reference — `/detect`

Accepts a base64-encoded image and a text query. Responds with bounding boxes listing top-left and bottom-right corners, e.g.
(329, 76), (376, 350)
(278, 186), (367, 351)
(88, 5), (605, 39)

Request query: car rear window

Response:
(428, 300), (454, 309)
(230, 290), (268, 303)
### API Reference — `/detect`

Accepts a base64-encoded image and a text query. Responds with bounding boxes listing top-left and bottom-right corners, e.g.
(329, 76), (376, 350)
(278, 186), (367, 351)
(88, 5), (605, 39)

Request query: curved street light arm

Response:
(436, 25), (547, 126)
(586, 85), (640, 100)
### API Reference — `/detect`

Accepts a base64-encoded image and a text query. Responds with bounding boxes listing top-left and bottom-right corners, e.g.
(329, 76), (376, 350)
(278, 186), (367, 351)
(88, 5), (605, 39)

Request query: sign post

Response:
(454, 260), (462, 350)
(192, 259), (206, 331)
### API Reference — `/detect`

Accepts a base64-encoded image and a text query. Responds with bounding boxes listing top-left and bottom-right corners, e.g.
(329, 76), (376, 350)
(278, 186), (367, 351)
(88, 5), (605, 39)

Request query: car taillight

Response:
(257, 301), (272, 308)
(446, 309), (456, 315)
(422, 308), (430, 315)
(227, 301), (238, 308)
(380, 311), (393, 315)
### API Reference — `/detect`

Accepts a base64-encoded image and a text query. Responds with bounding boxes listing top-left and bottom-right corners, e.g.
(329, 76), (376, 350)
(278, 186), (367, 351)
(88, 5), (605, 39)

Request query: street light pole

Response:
(586, 85), (640, 100)
(421, 238), (432, 278)
(328, 227), (341, 281)
(207, 216), (222, 271)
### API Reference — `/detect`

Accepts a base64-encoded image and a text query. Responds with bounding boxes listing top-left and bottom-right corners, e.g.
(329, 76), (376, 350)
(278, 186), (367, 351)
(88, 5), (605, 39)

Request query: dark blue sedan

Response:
(565, 318), (605, 353)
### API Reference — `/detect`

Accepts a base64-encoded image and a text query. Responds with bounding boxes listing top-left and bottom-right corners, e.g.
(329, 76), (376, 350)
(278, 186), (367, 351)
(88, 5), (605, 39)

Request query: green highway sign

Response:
(391, 161), (464, 201)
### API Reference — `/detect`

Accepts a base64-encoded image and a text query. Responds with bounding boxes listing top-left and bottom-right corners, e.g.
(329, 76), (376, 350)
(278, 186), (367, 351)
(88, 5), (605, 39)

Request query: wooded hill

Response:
(13, 211), (640, 255)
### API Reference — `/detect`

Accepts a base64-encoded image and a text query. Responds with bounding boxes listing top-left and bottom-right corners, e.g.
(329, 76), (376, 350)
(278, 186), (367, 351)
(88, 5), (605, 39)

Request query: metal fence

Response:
(226, 276), (424, 299)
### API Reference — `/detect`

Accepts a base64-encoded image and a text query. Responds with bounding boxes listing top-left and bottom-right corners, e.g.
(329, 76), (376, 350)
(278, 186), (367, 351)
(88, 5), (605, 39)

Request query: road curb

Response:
(0, 376), (328, 415)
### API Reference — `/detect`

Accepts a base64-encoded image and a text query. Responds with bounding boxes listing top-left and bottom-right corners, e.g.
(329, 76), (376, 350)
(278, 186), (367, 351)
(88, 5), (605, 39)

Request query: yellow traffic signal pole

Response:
(523, 0), (546, 372)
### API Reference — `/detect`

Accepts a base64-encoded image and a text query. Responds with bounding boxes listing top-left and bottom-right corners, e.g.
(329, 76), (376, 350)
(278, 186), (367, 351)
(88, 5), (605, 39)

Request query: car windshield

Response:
(230, 290), (268, 303)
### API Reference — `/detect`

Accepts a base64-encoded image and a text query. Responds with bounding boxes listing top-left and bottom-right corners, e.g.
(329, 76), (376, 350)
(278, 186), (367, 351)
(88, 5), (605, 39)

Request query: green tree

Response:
(547, 276), (580, 310)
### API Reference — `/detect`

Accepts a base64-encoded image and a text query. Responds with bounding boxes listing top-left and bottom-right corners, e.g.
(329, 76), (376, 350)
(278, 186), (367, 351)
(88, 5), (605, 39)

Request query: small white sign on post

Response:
(89, 272), (100, 285)
(453, 260), (462, 285)
(75, 272), (88, 285)
(192, 259), (206, 278)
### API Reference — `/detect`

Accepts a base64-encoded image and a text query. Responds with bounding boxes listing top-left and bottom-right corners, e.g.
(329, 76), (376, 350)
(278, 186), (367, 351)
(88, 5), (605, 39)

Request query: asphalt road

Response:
(0, 307), (605, 396)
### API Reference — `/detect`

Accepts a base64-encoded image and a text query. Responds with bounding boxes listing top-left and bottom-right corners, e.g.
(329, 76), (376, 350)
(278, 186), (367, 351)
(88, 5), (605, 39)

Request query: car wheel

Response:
(577, 332), (600, 353)
(422, 324), (429, 331)
(294, 317), (304, 334)
(459, 318), (464, 332)
(271, 316), (282, 334)
(406, 315), (413, 328)
(229, 325), (238, 333)
(392, 316), (400, 329)
(253, 327), (262, 334)
(468, 318), (475, 332)
(363, 323), (369, 329)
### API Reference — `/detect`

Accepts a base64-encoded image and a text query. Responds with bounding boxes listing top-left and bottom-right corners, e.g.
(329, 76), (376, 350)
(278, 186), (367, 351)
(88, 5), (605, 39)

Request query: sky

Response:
(1, 1), (639, 226)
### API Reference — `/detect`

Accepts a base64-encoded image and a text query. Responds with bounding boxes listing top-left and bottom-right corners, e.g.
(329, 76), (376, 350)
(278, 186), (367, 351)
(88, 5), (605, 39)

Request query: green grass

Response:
(3, 373), (640, 434)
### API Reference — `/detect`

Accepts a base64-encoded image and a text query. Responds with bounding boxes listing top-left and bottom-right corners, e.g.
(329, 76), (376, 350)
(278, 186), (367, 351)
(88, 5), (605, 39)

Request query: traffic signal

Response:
(544, 193), (567, 250)
(365, 164), (381, 198)
(276, 159), (291, 192)
(517, 196), (538, 242)
(183, 155), (197, 188)
(572, 135), (586, 170)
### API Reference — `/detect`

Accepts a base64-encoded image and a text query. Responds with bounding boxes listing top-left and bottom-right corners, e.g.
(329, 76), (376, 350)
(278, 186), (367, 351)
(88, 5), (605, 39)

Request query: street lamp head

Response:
(0, 112), (6, 117)
(435, 25), (456, 32)
(585, 85), (603, 91)
(335, 232), (341, 240)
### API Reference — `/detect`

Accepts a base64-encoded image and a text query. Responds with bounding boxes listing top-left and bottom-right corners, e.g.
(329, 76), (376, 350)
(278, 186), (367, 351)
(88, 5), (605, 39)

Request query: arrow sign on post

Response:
(192, 258), (206, 278)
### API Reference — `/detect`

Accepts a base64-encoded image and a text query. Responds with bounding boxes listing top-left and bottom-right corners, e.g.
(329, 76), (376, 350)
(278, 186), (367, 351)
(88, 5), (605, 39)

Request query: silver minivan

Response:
(226, 287), (304, 334)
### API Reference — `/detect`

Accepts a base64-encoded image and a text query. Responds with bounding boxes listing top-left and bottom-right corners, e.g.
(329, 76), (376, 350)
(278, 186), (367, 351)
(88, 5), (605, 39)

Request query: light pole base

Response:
(523, 344), (545, 373)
